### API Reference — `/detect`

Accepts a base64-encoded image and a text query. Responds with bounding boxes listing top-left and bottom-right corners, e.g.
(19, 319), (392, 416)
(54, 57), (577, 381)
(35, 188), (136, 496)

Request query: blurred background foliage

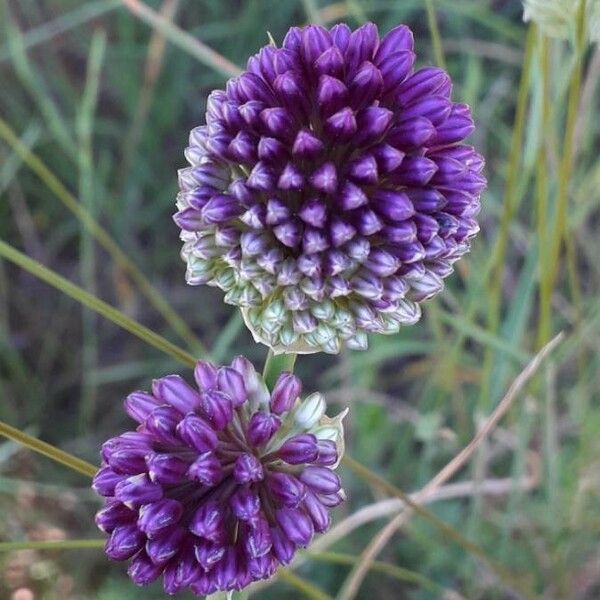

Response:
(1, 0), (600, 598)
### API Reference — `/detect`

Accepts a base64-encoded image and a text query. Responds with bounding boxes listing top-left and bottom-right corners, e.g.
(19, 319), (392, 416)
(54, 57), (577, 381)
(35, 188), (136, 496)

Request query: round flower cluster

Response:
(174, 22), (486, 355)
(92, 357), (345, 596)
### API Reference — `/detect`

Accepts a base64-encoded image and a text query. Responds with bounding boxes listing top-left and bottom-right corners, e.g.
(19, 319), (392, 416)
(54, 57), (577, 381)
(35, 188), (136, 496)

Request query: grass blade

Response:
(0, 420), (97, 478)
(0, 239), (196, 369)
(0, 116), (206, 356)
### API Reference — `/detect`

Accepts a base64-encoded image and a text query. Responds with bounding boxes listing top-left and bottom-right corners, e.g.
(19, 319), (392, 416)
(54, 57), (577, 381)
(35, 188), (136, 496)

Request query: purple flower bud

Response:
(128, 551), (163, 585)
(345, 22), (379, 75)
(217, 366), (247, 407)
(372, 189), (415, 221)
(379, 51), (415, 95)
(300, 466), (342, 494)
(276, 508), (315, 547)
(244, 516), (272, 559)
(330, 23), (351, 52)
(314, 46), (345, 78)
(163, 545), (198, 594)
(324, 107), (357, 141)
(293, 128), (325, 159)
(355, 106), (394, 145)
(146, 452), (189, 485)
(108, 447), (148, 475)
(431, 103), (474, 145)
(347, 154), (379, 185)
(115, 474), (163, 508)
(194, 360), (217, 392)
(350, 62), (383, 108)
(303, 491), (331, 533)
(372, 143), (405, 172)
(270, 372), (302, 414)
(152, 375), (201, 413)
(176, 413), (218, 452)
(397, 67), (451, 104)
(188, 451), (223, 486)
(317, 75), (348, 116)
(137, 498), (183, 537)
(315, 440), (338, 466)
(310, 162), (338, 194)
(230, 487), (261, 521)
(318, 489), (347, 507)
(202, 194), (243, 224)
(376, 25), (414, 63)
(190, 501), (226, 543)
(337, 181), (368, 211)
(247, 411), (281, 446)
(195, 539), (226, 571)
(144, 405), (182, 446)
(270, 525), (295, 564)
(233, 453), (264, 483)
(92, 466), (124, 497)
(273, 219), (303, 249)
(278, 162), (304, 190)
(201, 389), (233, 430)
(95, 502), (136, 533)
(124, 391), (160, 423)
(146, 526), (186, 565)
(260, 109), (294, 142)
(248, 554), (277, 580)
(301, 25), (332, 66)
(105, 524), (144, 560)
(267, 472), (306, 507)
(258, 136), (286, 163)
(330, 217), (356, 247)
(388, 117), (436, 148)
(278, 433), (319, 465)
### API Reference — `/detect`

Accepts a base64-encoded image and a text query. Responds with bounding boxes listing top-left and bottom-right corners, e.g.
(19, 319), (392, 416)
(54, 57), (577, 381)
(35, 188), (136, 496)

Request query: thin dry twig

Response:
(337, 333), (564, 600)
(121, 0), (242, 78)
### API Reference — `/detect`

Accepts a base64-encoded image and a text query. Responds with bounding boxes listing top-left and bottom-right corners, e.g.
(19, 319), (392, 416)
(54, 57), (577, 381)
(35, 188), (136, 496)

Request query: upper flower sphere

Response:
(174, 23), (486, 354)
(93, 357), (345, 596)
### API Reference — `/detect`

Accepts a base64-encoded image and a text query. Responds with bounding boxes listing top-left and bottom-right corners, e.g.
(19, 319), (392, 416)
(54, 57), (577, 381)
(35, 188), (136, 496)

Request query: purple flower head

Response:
(174, 23), (486, 355)
(93, 358), (345, 595)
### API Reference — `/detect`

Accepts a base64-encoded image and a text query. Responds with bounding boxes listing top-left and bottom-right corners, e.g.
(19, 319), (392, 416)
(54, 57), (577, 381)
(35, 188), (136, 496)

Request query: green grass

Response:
(1, 1), (600, 599)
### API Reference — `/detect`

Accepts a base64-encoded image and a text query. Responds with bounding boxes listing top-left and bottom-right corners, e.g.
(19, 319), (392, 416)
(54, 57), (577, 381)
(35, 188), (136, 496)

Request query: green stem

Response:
(262, 349), (297, 390)
(0, 539), (103, 552)
(424, 0), (447, 71)
(0, 420), (97, 478)
(77, 30), (106, 431)
(277, 569), (333, 600)
(479, 25), (536, 408)
(538, 3), (587, 347)
(0, 116), (206, 356)
(0, 239), (197, 369)
(535, 29), (551, 351)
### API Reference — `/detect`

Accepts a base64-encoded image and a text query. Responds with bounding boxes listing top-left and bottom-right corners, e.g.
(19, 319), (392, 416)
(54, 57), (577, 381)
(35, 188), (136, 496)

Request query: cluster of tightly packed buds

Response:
(174, 22), (486, 355)
(93, 357), (345, 596)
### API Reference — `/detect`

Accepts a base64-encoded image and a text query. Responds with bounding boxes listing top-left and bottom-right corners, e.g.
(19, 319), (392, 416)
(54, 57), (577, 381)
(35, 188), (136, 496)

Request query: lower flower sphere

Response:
(93, 358), (345, 596)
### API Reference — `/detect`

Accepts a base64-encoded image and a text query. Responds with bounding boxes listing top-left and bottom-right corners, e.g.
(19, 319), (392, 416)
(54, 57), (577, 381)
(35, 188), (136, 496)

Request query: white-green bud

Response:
(294, 392), (326, 428)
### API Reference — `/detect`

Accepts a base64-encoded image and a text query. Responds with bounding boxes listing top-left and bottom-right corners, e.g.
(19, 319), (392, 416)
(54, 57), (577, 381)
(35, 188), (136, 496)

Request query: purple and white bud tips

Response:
(175, 22), (486, 355)
(92, 357), (345, 595)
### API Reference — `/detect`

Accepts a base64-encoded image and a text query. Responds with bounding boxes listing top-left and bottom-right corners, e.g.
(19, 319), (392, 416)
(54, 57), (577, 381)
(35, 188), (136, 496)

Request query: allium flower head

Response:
(174, 23), (486, 354)
(93, 358), (345, 596)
